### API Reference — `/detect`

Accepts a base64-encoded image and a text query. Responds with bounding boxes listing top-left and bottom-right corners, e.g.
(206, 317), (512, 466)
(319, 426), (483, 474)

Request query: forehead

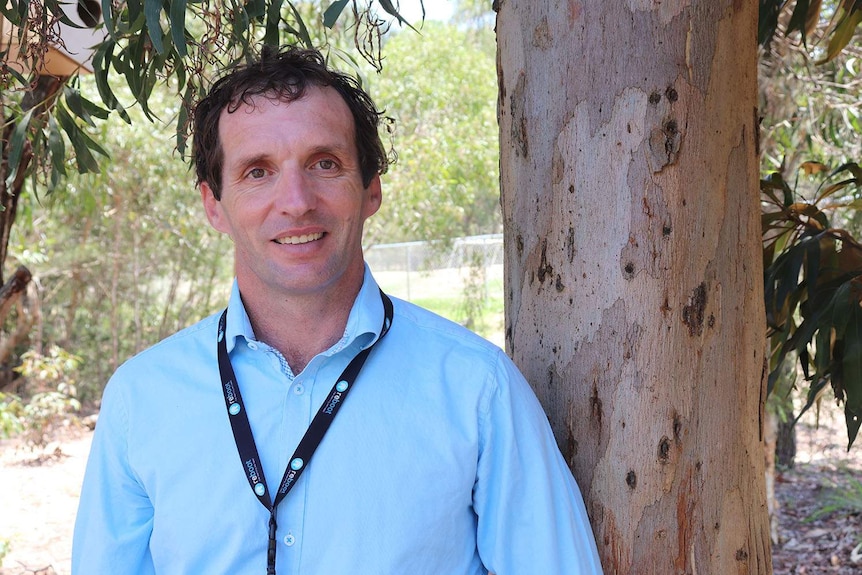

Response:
(219, 85), (356, 141)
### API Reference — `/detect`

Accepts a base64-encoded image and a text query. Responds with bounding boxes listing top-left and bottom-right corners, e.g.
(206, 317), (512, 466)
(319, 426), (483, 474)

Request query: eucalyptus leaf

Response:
(100, 0), (116, 37)
(246, 0), (266, 20)
(0, 1), (23, 25)
(285, 2), (313, 48)
(786, 0), (812, 40)
(92, 41), (132, 124)
(820, 8), (862, 64)
(55, 106), (101, 174)
(64, 86), (96, 127)
(795, 375), (831, 423)
(830, 282), (855, 340)
(47, 115), (66, 178)
(815, 322), (832, 375)
(78, 95), (112, 121)
(841, 305), (862, 448)
(800, 346), (811, 379)
(169, 0), (188, 57)
(4, 109), (35, 189)
(265, 0), (285, 45)
(377, 0), (419, 31)
(144, 0), (165, 54)
(324, 0), (350, 28)
(128, 0), (143, 20)
(772, 241), (807, 318)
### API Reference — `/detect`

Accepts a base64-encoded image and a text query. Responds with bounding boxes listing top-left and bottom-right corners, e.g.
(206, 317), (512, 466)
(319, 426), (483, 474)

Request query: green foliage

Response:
(1, 346), (83, 447)
(13, 78), (233, 402)
(367, 20), (500, 244)
(459, 251), (490, 333)
(763, 162), (862, 449)
(759, 11), (862, 177)
(412, 276), (504, 343)
(759, 0), (862, 451)
(808, 475), (862, 521)
(0, 392), (24, 438)
(0, 538), (10, 566)
(760, 0), (862, 63)
(0, 0), (420, 198)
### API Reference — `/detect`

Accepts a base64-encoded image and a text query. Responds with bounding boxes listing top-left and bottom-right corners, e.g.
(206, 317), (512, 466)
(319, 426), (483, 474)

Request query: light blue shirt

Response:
(73, 268), (603, 575)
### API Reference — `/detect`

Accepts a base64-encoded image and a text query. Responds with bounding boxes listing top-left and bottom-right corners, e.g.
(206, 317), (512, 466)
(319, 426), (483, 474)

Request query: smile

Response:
(274, 232), (325, 245)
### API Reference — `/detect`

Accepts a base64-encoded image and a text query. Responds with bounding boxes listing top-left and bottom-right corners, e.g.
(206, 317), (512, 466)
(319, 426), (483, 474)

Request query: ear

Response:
(200, 182), (230, 235)
(362, 174), (382, 220)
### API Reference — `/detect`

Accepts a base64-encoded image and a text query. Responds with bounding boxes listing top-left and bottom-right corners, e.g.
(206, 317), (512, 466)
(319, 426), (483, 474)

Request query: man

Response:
(73, 46), (603, 575)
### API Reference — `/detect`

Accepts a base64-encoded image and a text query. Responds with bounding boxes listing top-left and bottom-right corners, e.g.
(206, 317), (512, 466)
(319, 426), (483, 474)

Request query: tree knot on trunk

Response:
(648, 119), (682, 173)
(682, 282), (708, 337)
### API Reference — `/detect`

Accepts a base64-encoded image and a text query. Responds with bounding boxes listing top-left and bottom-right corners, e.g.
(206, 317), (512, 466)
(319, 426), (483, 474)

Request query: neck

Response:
(241, 285), (361, 374)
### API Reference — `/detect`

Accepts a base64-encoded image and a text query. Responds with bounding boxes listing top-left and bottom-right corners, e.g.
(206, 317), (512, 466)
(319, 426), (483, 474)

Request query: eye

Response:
(315, 158), (337, 171)
(247, 167), (267, 179)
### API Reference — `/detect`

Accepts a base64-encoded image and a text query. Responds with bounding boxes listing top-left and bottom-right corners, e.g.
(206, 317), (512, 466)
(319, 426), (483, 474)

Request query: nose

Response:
(274, 165), (316, 216)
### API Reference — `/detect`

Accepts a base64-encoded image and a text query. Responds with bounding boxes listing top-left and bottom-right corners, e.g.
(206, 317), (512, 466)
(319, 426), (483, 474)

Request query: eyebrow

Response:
(227, 140), (357, 176)
(227, 153), (272, 176)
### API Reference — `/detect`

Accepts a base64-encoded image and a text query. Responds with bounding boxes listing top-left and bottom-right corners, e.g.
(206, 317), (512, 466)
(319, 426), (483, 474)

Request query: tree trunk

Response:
(0, 75), (64, 285)
(0, 266), (35, 390)
(496, 2), (772, 573)
(775, 413), (796, 468)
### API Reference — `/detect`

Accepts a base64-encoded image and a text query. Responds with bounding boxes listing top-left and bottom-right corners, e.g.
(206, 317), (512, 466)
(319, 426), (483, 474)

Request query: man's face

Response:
(200, 86), (381, 303)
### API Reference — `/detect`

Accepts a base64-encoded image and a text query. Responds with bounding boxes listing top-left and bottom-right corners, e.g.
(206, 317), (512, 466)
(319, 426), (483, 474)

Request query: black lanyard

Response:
(216, 290), (393, 575)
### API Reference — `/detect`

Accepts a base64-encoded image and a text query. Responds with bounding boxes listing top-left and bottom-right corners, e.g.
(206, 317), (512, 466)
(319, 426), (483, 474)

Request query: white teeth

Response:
(275, 232), (324, 245)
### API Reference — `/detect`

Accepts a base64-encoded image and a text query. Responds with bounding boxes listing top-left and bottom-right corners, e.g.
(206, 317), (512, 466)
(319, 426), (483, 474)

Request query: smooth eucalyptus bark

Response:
(496, 1), (772, 573)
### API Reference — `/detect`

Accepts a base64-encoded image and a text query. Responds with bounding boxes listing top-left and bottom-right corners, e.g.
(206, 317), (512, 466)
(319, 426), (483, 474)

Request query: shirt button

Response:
(293, 384), (305, 395)
(283, 533), (296, 547)
(247, 341), (259, 351)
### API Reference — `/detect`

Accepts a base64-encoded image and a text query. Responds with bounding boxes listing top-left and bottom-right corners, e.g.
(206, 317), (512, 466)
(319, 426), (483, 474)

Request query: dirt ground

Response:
(0, 421), (91, 575)
(0, 411), (860, 574)
(770, 410), (862, 575)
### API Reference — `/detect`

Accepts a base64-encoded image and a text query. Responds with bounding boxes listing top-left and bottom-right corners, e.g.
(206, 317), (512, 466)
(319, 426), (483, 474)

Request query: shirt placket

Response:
(270, 346), (312, 575)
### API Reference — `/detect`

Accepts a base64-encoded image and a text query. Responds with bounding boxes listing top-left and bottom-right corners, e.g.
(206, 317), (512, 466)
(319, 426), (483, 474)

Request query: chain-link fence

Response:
(365, 234), (503, 302)
(365, 234), (503, 272)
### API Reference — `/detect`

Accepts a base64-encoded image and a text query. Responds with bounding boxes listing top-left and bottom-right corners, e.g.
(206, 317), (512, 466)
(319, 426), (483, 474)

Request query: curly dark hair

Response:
(193, 45), (389, 200)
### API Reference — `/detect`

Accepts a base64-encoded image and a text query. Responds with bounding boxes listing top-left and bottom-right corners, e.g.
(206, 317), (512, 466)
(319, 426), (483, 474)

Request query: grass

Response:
(373, 267), (505, 347)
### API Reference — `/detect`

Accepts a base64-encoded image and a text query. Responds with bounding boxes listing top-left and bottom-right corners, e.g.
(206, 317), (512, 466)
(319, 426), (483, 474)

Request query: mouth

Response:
(274, 232), (325, 245)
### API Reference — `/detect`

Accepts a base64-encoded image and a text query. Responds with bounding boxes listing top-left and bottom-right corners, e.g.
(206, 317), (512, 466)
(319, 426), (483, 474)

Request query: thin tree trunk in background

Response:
(496, 1), (772, 573)
(109, 191), (122, 372)
(775, 413), (796, 468)
(0, 75), (64, 285)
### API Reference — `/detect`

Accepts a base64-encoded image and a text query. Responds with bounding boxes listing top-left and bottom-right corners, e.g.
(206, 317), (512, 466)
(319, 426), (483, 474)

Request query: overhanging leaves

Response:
(169, 0), (188, 57)
(144, 0), (165, 54)
(820, 6), (862, 64)
(324, 0), (350, 28)
(760, 0), (862, 64)
(4, 109), (35, 189)
(841, 298), (862, 447)
(764, 163), (862, 448)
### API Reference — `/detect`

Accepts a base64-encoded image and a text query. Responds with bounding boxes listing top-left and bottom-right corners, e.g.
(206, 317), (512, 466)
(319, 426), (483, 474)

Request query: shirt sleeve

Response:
(72, 377), (157, 575)
(473, 350), (604, 575)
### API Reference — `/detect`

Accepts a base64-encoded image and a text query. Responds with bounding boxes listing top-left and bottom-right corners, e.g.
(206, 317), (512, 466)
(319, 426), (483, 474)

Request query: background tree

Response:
(367, 20), (500, 245)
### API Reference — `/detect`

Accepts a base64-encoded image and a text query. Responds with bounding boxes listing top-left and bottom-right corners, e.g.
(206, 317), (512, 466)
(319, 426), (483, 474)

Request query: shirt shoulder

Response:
(108, 311), (221, 388)
(388, 296), (503, 359)
(382, 296), (523, 407)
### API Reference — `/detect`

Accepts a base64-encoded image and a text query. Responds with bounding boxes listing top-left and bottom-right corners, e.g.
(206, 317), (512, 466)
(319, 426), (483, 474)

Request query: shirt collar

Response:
(223, 265), (384, 355)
